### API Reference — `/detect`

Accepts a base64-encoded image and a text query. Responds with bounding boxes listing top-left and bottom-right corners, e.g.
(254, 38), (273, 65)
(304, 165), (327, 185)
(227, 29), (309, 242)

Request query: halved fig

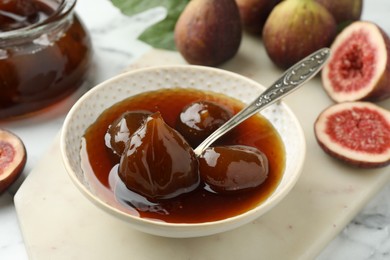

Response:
(0, 129), (27, 193)
(314, 102), (390, 168)
(321, 21), (390, 102)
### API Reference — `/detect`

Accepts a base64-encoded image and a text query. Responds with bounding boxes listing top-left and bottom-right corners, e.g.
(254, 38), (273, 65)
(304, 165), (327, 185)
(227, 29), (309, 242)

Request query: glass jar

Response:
(0, 0), (92, 120)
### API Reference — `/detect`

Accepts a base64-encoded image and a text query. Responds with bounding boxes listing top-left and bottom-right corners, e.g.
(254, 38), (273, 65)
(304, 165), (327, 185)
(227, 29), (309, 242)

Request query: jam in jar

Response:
(0, 0), (91, 119)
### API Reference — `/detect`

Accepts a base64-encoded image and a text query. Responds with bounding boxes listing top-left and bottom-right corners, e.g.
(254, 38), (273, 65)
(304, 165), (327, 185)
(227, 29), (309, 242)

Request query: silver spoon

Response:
(194, 47), (331, 156)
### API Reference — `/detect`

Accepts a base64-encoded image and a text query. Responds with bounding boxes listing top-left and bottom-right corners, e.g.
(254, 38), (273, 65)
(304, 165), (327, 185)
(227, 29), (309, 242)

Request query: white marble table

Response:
(1, 0), (390, 259)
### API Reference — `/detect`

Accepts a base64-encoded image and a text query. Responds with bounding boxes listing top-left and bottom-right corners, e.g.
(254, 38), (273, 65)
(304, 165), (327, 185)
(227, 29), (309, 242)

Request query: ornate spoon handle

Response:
(194, 47), (331, 156)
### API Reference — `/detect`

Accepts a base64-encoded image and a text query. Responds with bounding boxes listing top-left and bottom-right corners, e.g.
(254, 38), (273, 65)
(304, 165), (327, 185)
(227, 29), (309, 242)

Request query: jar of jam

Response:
(0, 0), (92, 119)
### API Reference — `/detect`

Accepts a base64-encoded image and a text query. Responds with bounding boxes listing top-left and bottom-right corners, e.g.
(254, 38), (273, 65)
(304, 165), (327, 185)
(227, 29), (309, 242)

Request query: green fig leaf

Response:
(110, 0), (190, 50)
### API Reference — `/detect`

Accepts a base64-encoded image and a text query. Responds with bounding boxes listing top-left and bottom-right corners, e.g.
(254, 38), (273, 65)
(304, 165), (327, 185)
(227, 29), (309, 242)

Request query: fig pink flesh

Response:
(0, 141), (15, 172)
(325, 106), (390, 154)
(328, 30), (376, 93)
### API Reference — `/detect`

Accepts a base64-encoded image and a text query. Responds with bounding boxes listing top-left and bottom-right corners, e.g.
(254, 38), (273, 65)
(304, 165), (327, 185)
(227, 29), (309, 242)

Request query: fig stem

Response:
(194, 47), (331, 156)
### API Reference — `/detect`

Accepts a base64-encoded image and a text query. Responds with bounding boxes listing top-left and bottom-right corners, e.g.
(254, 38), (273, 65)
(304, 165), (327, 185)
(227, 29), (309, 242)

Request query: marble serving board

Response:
(14, 34), (390, 260)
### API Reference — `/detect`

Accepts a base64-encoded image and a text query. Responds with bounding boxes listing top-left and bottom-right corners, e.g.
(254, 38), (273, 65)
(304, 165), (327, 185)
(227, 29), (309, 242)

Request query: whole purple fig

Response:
(262, 0), (337, 69)
(174, 0), (242, 67)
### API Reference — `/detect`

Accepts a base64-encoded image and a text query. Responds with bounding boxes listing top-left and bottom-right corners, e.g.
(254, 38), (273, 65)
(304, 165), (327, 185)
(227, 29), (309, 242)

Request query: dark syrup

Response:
(0, 0), (50, 32)
(81, 88), (285, 223)
(0, 0), (91, 119)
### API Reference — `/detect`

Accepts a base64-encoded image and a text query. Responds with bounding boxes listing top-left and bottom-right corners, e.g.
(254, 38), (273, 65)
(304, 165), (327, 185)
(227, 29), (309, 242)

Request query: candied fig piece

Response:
(175, 101), (233, 148)
(118, 112), (199, 200)
(199, 145), (268, 193)
(0, 129), (27, 193)
(314, 102), (390, 168)
(105, 110), (152, 156)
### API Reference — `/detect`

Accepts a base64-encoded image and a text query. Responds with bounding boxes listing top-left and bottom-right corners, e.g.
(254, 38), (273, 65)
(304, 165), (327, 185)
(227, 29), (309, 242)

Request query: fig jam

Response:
(0, 0), (91, 119)
(0, 0), (47, 32)
(81, 88), (285, 223)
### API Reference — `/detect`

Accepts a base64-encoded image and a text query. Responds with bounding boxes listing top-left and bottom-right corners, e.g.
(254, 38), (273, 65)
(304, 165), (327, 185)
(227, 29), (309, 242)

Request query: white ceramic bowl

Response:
(60, 65), (306, 238)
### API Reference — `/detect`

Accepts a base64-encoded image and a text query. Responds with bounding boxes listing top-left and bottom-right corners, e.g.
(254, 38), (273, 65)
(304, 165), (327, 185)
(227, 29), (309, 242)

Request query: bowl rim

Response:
(60, 64), (306, 230)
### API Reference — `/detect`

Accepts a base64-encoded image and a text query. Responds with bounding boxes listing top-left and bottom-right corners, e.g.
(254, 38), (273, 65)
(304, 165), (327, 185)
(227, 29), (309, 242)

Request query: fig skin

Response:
(235, 0), (281, 35)
(174, 0), (242, 67)
(262, 0), (337, 69)
(314, 102), (390, 168)
(315, 0), (362, 26)
(0, 129), (27, 193)
(199, 145), (269, 194)
(321, 21), (390, 103)
(118, 112), (199, 200)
